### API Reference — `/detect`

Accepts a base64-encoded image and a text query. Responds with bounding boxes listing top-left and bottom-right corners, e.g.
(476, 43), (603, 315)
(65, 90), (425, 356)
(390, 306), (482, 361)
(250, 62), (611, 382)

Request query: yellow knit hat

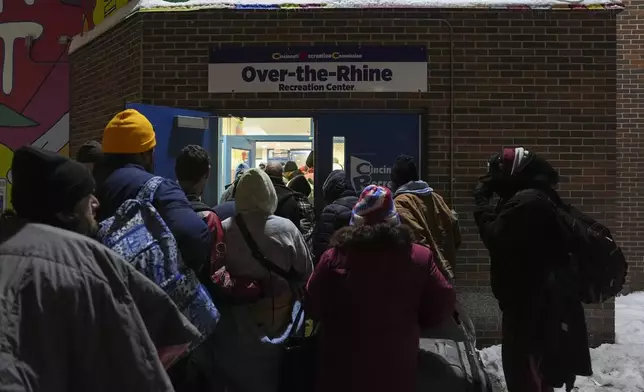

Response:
(102, 109), (156, 154)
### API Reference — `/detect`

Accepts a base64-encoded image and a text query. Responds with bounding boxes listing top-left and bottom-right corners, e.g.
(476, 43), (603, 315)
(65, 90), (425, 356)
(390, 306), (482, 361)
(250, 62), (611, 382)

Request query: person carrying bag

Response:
(207, 168), (314, 392)
(236, 215), (318, 392)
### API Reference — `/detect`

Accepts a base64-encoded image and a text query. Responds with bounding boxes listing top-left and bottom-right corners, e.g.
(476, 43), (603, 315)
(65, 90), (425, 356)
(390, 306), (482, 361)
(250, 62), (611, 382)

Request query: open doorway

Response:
(218, 117), (313, 200)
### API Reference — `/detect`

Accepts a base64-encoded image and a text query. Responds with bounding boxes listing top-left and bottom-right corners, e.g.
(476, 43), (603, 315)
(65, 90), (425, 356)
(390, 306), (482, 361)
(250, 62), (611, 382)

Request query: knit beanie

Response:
(102, 109), (156, 154)
(76, 140), (103, 163)
(503, 147), (559, 186)
(391, 154), (419, 187)
(350, 185), (400, 226)
(11, 147), (95, 220)
(502, 147), (529, 176)
(284, 161), (299, 173)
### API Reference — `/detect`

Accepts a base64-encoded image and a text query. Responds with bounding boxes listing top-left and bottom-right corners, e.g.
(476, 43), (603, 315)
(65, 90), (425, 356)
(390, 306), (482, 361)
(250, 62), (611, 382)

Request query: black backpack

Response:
(275, 191), (302, 229)
(546, 192), (628, 304)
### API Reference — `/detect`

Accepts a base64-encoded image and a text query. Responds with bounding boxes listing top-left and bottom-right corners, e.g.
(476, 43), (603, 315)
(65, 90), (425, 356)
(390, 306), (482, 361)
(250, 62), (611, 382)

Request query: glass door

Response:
(252, 136), (312, 170)
(289, 149), (312, 168)
(221, 136), (255, 197)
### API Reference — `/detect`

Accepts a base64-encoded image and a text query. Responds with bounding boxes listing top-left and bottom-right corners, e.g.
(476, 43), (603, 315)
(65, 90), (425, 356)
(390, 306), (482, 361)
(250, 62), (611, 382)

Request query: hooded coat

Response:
(307, 230), (455, 392)
(209, 169), (313, 392)
(313, 170), (358, 262)
(474, 151), (592, 391)
(393, 181), (461, 281)
(286, 174), (312, 198)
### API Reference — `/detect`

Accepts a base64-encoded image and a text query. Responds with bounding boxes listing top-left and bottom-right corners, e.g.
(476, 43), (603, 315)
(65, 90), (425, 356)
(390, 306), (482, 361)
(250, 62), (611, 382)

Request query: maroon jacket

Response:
(306, 244), (455, 392)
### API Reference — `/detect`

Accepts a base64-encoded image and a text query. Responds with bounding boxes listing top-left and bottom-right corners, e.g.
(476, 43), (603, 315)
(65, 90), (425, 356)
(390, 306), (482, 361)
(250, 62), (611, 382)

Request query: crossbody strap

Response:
(235, 214), (298, 283)
(236, 214), (308, 339)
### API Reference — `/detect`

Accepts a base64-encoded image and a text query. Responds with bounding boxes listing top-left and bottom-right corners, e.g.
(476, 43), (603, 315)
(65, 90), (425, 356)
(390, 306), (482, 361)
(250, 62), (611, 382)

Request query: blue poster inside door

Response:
(316, 113), (421, 195)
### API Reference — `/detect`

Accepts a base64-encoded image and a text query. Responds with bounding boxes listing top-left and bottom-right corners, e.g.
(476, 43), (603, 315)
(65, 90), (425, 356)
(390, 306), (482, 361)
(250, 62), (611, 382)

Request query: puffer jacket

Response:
(394, 181), (461, 281)
(313, 170), (358, 262)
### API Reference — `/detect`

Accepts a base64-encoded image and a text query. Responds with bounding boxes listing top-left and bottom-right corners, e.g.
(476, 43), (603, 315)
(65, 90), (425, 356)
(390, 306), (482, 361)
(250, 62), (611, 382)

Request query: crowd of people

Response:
(0, 108), (625, 392)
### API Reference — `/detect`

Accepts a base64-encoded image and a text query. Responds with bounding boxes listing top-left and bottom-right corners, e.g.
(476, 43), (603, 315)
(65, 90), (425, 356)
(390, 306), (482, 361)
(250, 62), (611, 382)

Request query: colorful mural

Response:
(0, 0), (132, 211)
(92, 0), (131, 26)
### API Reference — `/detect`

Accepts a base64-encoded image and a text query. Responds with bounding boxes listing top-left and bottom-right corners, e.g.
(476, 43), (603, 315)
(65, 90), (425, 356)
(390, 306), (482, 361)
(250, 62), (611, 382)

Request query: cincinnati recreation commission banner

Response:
(208, 45), (428, 93)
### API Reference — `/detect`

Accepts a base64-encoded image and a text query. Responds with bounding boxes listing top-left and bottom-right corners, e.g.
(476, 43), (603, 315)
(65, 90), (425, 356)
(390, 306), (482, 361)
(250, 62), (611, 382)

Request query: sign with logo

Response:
(208, 46), (427, 93)
(350, 156), (393, 191)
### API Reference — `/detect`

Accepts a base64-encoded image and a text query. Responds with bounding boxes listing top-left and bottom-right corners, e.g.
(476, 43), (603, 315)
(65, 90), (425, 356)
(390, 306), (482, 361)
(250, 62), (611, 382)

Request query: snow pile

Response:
(480, 292), (644, 392)
(136, 0), (623, 9)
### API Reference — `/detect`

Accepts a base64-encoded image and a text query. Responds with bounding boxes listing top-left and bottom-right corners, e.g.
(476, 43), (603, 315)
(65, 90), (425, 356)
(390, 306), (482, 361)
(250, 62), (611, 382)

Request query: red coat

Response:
(306, 244), (455, 392)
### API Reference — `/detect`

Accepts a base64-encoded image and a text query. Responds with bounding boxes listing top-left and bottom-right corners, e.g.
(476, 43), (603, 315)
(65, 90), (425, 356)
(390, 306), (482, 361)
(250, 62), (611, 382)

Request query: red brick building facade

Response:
(617, 2), (644, 293)
(69, 8), (618, 346)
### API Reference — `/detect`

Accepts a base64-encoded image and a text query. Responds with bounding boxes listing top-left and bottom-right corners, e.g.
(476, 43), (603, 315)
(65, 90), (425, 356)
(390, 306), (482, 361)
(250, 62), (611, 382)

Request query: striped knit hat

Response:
(350, 185), (400, 226)
(502, 147), (530, 176)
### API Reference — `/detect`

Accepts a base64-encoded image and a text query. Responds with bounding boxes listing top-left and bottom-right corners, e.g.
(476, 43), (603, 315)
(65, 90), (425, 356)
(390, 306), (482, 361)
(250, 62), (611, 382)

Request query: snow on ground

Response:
(136, 0), (622, 9)
(480, 292), (644, 392)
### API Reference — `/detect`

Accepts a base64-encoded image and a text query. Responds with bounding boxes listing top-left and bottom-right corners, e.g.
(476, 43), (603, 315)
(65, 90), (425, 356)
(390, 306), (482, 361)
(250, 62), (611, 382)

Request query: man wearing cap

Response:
(96, 109), (211, 272)
(0, 146), (202, 391)
(12, 146), (100, 236)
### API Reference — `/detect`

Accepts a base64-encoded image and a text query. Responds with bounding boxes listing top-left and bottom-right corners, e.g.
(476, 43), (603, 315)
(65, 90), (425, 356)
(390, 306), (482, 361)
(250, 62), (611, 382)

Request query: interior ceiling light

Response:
(242, 126), (267, 135)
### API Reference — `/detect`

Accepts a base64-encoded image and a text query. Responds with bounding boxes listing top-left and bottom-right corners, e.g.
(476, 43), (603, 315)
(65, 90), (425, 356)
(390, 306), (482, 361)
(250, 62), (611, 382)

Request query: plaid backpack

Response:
(98, 177), (220, 352)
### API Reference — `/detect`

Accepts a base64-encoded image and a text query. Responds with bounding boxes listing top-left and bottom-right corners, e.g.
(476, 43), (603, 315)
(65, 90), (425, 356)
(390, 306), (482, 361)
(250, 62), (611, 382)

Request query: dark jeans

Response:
(502, 313), (554, 392)
(168, 336), (231, 392)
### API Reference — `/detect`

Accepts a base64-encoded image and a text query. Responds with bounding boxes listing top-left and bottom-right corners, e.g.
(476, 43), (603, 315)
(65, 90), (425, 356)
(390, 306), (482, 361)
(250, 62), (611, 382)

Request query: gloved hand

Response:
(487, 153), (503, 175)
(474, 176), (494, 207)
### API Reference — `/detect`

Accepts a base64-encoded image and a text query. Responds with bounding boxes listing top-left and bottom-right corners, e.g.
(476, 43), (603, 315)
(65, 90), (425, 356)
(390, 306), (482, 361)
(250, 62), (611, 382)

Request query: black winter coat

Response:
(270, 178), (302, 225)
(313, 170), (358, 262)
(474, 187), (592, 387)
(475, 188), (568, 311)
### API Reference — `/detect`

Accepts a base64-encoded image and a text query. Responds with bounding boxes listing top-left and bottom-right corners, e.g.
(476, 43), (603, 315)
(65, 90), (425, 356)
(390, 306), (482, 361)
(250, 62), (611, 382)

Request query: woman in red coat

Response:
(306, 185), (456, 392)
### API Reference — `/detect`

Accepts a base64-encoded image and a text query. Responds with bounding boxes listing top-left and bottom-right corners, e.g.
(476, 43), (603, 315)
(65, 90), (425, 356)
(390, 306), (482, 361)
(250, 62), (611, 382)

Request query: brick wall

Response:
(69, 15), (143, 156)
(70, 9), (618, 346)
(617, 2), (644, 291)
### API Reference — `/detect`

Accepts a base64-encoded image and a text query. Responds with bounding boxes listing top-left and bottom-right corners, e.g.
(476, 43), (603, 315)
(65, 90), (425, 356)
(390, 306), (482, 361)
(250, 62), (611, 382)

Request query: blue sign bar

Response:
(209, 45), (427, 64)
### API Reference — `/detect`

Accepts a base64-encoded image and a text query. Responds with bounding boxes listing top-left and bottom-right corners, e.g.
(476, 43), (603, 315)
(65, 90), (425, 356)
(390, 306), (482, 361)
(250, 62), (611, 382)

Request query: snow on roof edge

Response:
(138, 0), (624, 11)
(69, 0), (623, 55)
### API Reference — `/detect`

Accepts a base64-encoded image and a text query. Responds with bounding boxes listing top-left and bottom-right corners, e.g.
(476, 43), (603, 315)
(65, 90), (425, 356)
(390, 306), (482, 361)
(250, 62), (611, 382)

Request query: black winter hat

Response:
(11, 147), (95, 220)
(288, 174), (312, 197)
(305, 151), (314, 169)
(284, 161), (299, 173)
(391, 155), (419, 185)
(76, 140), (103, 163)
